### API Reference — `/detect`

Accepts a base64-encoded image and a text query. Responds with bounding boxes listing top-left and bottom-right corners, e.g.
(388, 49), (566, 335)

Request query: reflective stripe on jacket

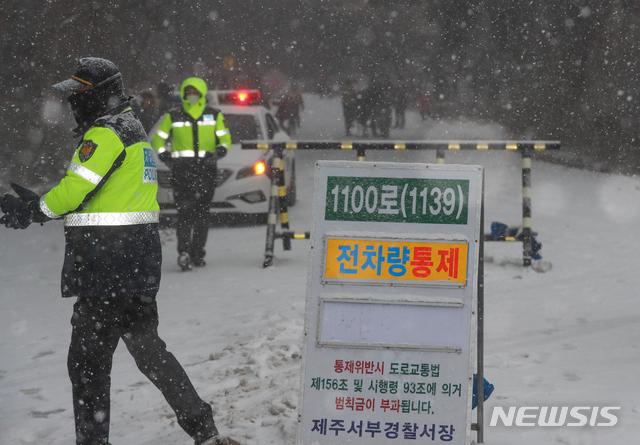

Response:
(151, 105), (231, 157)
(41, 105), (160, 226)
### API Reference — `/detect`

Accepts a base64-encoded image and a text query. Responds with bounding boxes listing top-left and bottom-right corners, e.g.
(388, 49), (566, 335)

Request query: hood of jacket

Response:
(180, 77), (208, 120)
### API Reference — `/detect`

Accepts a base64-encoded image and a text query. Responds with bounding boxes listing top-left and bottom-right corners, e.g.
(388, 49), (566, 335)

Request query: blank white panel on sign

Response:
(319, 300), (465, 350)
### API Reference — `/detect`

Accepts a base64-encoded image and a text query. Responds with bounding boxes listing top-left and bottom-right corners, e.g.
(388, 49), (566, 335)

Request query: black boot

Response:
(178, 252), (192, 271)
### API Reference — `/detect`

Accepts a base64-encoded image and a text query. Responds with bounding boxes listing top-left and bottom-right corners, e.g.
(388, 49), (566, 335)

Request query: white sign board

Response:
(298, 161), (483, 445)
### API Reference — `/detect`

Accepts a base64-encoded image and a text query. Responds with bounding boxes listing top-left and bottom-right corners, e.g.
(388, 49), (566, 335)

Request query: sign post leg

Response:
(521, 147), (532, 266)
(477, 174), (485, 443)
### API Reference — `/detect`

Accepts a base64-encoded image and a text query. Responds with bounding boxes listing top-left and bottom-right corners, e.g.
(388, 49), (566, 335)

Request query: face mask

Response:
(186, 94), (200, 105)
(68, 90), (104, 133)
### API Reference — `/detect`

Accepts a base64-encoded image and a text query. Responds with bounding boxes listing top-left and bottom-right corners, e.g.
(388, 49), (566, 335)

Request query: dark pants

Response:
(172, 163), (217, 262)
(68, 293), (216, 445)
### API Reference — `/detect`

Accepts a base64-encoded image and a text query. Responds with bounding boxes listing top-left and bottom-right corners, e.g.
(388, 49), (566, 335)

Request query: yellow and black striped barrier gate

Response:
(241, 140), (560, 268)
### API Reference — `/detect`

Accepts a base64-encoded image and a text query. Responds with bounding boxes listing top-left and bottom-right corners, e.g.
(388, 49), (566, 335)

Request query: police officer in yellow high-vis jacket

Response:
(152, 77), (231, 271)
(0, 58), (224, 445)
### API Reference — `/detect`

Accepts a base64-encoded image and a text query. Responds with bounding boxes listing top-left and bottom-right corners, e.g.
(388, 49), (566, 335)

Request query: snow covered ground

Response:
(1, 95), (640, 445)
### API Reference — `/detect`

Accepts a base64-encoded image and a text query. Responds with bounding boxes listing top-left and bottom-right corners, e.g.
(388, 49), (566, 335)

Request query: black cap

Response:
(53, 57), (122, 93)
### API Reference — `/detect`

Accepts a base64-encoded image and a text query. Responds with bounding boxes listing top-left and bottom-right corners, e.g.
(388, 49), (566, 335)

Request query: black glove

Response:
(215, 145), (228, 159)
(12, 183), (39, 201)
(0, 183), (49, 229)
(204, 150), (217, 166)
(158, 151), (172, 166)
(0, 194), (32, 229)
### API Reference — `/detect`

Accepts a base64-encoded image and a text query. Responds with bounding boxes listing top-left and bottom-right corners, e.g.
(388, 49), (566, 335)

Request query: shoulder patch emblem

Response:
(79, 140), (98, 162)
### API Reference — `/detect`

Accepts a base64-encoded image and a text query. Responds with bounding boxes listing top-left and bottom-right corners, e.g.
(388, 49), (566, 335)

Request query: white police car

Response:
(153, 90), (295, 225)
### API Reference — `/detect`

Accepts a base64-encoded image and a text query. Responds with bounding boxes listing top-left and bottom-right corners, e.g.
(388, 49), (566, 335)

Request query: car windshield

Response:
(223, 114), (261, 142)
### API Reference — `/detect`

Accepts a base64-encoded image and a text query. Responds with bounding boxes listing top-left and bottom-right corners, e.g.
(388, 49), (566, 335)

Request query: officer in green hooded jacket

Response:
(152, 77), (231, 271)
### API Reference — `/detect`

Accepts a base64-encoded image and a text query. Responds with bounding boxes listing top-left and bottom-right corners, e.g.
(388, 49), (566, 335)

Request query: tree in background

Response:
(2, 0), (640, 191)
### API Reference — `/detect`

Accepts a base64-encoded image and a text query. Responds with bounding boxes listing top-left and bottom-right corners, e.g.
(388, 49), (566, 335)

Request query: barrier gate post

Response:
(262, 142), (310, 268)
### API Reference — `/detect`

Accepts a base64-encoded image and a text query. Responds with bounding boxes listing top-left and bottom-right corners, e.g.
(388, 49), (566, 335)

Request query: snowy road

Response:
(2, 95), (640, 444)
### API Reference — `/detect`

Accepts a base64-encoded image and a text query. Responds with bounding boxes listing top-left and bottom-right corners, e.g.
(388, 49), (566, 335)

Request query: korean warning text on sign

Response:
(325, 238), (468, 285)
(307, 358), (462, 441)
(310, 419), (457, 442)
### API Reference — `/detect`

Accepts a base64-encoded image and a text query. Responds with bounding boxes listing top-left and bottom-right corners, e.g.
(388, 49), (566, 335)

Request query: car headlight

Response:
(254, 161), (266, 175)
(236, 161), (270, 180)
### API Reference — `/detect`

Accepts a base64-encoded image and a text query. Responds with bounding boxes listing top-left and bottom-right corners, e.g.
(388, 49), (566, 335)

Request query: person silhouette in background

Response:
(157, 81), (175, 116)
(276, 82), (304, 135)
(394, 84), (407, 129)
(132, 90), (160, 133)
(341, 78), (358, 136)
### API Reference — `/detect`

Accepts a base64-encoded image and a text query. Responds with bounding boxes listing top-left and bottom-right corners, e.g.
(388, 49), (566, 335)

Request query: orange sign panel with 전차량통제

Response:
(324, 238), (468, 286)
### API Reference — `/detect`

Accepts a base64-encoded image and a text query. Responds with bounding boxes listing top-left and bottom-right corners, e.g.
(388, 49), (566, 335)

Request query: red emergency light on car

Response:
(215, 90), (261, 105)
